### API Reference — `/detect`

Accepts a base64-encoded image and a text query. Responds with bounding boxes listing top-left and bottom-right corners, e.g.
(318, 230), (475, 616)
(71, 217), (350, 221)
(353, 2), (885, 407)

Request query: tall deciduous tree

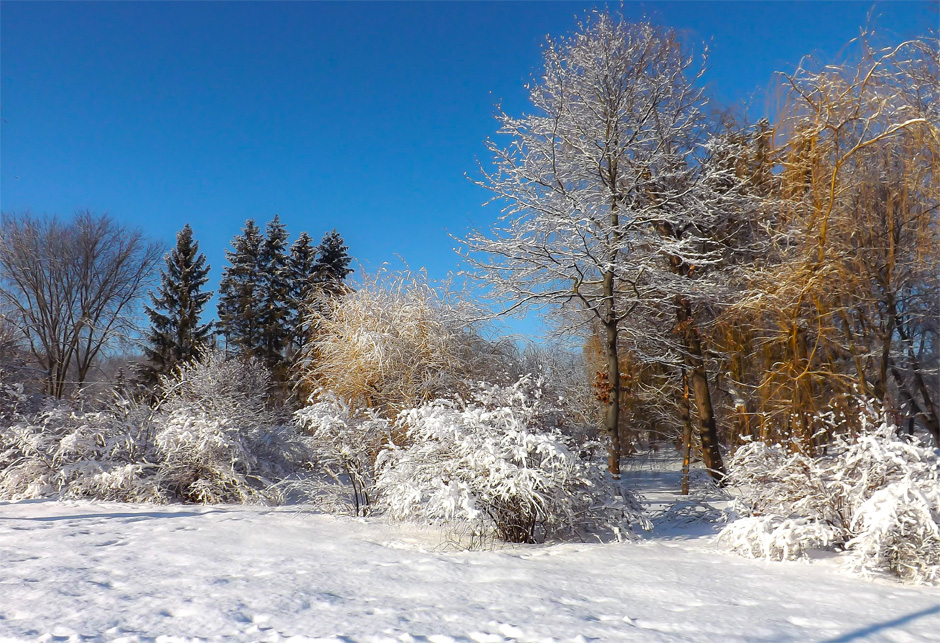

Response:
(0, 210), (162, 397)
(728, 35), (940, 448)
(141, 224), (213, 382)
(462, 12), (737, 478)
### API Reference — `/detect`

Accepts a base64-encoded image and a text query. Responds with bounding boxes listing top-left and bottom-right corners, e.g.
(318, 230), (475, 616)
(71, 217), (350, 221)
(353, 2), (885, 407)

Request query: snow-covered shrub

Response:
(374, 377), (649, 544)
(518, 345), (604, 447)
(720, 440), (845, 530)
(154, 408), (278, 504)
(718, 516), (841, 560)
(720, 404), (940, 583)
(0, 373), (27, 425)
(0, 402), (165, 502)
(153, 352), (308, 504)
(846, 476), (940, 584)
(293, 393), (392, 515)
(157, 351), (284, 428)
(0, 352), (313, 505)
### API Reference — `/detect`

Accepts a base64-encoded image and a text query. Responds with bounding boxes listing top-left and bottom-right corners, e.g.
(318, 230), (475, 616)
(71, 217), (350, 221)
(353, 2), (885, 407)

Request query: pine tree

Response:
(257, 215), (291, 375)
(142, 224), (213, 382)
(313, 229), (353, 290)
(218, 219), (263, 358)
(287, 231), (317, 356)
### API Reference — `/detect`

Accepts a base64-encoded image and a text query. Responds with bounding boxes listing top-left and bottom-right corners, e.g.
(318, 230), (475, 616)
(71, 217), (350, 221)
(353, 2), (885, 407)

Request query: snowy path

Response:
(1, 499), (939, 642)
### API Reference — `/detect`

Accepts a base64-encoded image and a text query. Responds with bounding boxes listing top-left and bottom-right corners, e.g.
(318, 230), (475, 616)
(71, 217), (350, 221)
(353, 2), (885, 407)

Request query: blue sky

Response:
(1, 1), (936, 336)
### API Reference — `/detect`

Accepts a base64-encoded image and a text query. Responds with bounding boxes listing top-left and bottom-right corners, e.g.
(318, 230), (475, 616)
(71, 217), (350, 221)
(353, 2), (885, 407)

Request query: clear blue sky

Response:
(1, 1), (936, 335)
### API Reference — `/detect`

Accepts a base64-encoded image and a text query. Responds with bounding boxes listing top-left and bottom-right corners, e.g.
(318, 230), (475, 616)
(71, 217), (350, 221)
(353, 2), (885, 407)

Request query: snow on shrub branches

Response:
(373, 376), (649, 544)
(293, 393), (391, 515)
(0, 352), (312, 504)
(0, 403), (164, 502)
(719, 403), (940, 584)
(154, 352), (308, 504)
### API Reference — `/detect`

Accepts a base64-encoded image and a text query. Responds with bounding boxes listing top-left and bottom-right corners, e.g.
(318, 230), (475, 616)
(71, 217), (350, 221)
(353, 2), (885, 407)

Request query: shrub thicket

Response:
(374, 377), (649, 544)
(719, 403), (940, 584)
(0, 352), (311, 504)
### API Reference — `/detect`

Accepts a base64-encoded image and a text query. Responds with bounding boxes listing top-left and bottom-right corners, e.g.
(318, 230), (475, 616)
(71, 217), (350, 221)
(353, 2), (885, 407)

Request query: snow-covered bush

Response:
(719, 404), (940, 583)
(718, 515), (841, 561)
(846, 477), (940, 584)
(293, 393), (392, 515)
(0, 352), (313, 505)
(0, 402), (165, 502)
(374, 377), (649, 544)
(152, 407), (298, 504)
(152, 352), (308, 504)
(518, 345), (604, 446)
(157, 351), (283, 428)
(0, 372), (27, 426)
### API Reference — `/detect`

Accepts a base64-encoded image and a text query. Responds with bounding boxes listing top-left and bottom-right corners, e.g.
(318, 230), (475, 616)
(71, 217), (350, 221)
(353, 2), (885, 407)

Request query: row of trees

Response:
(0, 211), (352, 396)
(463, 12), (939, 480)
(216, 219), (352, 378)
(146, 217), (353, 385)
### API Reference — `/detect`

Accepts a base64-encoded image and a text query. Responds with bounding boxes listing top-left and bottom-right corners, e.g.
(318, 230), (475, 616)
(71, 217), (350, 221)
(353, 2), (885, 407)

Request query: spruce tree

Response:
(257, 215), (291, 375)
(313, 229), (353, 290)
(287, 231), (317, 356)
(217, 219), (264, 357)
(142, 224), (213, 382)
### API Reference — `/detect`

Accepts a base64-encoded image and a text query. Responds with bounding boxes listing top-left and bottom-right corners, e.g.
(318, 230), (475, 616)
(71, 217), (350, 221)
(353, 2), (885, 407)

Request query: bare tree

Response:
(0, 210), (162, 397)
(462, 12), (746, 478)
(0, 313), (19, 371)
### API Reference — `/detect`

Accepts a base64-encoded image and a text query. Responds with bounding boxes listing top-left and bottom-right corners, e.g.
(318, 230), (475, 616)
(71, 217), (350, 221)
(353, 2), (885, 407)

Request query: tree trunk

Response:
(891, 363), (921, 437)
(600, 255), (622, 478)
(837, 307), (871, 399)
(896, 319), (940, 446)
(728, 338), (753, 446)
(876, 294), (896, 403)
(793, 325), (816, 451)
(680, 368), (693, 495)
(677, 297), (726, 482)
(603, 315), (621, 478)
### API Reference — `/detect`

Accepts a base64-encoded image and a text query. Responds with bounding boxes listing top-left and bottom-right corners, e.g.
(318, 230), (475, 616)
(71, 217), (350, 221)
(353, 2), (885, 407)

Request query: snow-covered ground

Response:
(1, 462), (939, 643)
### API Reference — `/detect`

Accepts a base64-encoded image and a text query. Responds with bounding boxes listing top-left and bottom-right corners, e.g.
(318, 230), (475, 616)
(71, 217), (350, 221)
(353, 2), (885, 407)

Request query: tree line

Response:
(0, 212), (352, 396)
(462, 12), (939, 483)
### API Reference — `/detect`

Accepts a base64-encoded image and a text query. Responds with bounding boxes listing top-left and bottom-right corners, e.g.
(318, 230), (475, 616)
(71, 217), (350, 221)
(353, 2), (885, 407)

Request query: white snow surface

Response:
(2, 462), (939, 643)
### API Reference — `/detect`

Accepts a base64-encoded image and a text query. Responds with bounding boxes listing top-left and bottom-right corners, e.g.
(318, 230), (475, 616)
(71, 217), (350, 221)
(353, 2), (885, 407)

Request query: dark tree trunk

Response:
(603, 314), (622, 478)
(895, 318), (940, 446)
(876, 295), (896, 403)
(677, 297), (726, 482)
(680, 368), (693, 495)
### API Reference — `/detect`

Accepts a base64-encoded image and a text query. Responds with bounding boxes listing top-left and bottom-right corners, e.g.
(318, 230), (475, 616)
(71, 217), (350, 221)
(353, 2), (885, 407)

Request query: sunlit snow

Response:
(1, 463), (938, 642)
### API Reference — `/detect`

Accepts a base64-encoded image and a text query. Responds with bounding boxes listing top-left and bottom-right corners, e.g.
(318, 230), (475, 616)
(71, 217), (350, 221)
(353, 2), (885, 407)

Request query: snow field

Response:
(2, 499), (939, 643)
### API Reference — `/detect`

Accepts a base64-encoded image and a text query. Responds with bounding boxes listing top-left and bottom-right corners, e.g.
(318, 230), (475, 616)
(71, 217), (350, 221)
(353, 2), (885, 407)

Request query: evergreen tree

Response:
(257, 215), (291, 375)
(142, 224), (213, 382)
(313, 229), (353, 290)
(218, 219), (263, 357)
(287, 231), (317, 355)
